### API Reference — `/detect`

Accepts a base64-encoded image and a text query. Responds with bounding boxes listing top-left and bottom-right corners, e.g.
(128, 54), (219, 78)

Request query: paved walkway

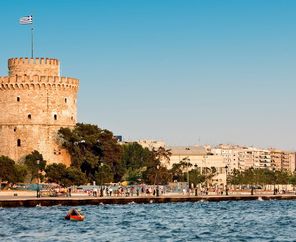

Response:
(1, 190), (296, 207)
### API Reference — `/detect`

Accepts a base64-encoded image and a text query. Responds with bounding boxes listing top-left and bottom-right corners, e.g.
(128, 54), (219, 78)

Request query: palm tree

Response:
(152, 147), (172, 167)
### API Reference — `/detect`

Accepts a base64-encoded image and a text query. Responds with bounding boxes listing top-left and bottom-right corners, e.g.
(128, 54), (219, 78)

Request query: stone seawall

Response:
(1, 195), (296, 208)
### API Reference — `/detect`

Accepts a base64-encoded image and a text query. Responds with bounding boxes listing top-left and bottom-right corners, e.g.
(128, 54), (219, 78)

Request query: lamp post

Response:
(186, 157), (190, 196)
(156, 165), (160, 197)
(184, 148), (191, 196)
(194, 164), (198, 196)
(273, 167), (276, 195)
(225, 165), (228, 196)
(249, 167), (254, 195)
(36, 160), (40, 198)
(100, 162), (104, 197)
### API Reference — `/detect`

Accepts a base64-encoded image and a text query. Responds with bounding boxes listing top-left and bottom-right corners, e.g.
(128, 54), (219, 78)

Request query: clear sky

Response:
(1, 0), (296, 150)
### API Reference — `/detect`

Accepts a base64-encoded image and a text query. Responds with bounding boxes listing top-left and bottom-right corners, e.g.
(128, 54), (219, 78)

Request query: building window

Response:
(54, 114), (57, 120)
(17, 96), (20, 102)
(17, 139), (21, 147)
(65, 98), (67, 103)
(14, 127), (17, 132)
(71, 116), (74, 121)
(28, 114), (31, 119)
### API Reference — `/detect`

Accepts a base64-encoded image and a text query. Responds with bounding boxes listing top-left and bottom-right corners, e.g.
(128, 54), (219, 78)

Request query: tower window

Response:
(65, 98), (67, 103)
(17, 96), (20, 102)
(54, 114), (57, 120)
(14, 127), (17, 132)
(17, 139), (21, 147)
(28, 114), (31, 119)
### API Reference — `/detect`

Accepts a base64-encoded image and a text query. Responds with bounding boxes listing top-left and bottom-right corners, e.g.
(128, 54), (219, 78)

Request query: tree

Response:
(14, 164), (28, 183)
(228, 168), (243, 185)
(157, 166), (172, 185)
(289, 172), (296, 187)
(45, 163), (67, 184)
(0, 156), (18, 183)
(58, 123), (123, 182)
(96, 129), (124, 182)
(61, 167), (88, 187)
(45, 163), (88, 187)
(24, 150), (47, 182)
(152, 147), (172, 167)
(122, 167), (147, 183)
(94, 164), (113, 184)
(121, 142), (155, 183)
(170, 162), (185, 182)
(189, 169), (205, 186)
(169, 158), (192, 183)
(276, 170), (289, 185)
(203, 167), (217, 186)
(228, 168), (292, 189)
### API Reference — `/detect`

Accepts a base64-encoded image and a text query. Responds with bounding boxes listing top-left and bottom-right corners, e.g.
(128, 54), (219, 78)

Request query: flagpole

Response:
(31, 27), (34, 58)
(19, 15), (34, 57)
(31, 14), (34, 58)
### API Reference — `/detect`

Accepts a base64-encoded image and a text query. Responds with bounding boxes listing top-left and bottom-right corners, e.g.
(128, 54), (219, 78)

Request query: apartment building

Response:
(270, 149), (296, 172)
(136, 140), (296, 174)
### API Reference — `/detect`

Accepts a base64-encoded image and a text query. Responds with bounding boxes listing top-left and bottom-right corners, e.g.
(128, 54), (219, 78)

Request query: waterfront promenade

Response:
(1, 191), (296, 207)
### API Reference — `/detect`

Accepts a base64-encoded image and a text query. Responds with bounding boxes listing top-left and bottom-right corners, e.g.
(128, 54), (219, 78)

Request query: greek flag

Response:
(19, 16), (33, 25)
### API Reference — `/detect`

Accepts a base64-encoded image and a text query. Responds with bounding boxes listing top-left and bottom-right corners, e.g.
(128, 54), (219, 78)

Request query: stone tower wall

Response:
(0, 57), (79, 165)
(8, 58), (60, 76)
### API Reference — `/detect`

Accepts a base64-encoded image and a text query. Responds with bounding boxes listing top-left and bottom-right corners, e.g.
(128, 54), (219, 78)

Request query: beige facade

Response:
(137, 141), (296, 176)
(211, 146), (240, 171)
(166, 146), (227, 185)
(0, 57), (79, 165)
(270, 149), (296, 172)
(238, 148), (254, 170)
(252, 149), (271, 169)
(289, 153), (296, 172)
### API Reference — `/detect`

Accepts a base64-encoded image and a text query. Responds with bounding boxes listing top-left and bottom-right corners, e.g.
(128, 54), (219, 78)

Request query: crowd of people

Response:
(15, 182), (293, 198)
(85, 185), (167, 197)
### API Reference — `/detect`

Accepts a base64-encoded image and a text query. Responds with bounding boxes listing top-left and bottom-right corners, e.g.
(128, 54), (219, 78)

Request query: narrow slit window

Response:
(17, 96), (20, 102)
(65, 98), (67, 103)
(54, 114), (57, 120)
(17, 139), (21, 147)
(28, 114), (31, 119)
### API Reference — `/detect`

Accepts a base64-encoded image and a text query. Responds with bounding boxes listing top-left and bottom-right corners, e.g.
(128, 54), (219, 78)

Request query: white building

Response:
(167, 146), (227, 186)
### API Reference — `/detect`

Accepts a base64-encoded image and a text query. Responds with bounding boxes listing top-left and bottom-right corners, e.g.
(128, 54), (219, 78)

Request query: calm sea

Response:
(0, 200), (296, 241)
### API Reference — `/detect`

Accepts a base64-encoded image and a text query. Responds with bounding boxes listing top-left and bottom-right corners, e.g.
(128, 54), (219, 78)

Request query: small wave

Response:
(258, 197), (264, 201)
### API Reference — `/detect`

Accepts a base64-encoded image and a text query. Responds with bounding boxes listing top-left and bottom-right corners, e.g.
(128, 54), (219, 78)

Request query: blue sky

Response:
(1, 0), (296, 150)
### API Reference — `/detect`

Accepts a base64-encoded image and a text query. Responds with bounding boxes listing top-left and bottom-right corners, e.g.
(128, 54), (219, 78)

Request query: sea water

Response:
(0, 200), (296, 241)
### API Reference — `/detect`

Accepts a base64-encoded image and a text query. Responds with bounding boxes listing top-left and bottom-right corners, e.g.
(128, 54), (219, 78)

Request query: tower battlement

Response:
(0, 75), (79, 90)
(8, 57), (59, 65)
(8, 57), (60, 76)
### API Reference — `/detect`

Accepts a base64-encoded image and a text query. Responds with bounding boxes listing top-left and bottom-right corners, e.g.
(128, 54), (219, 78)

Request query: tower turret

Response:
(0, 57), (79, 165)
(8, 57), (60, 76)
